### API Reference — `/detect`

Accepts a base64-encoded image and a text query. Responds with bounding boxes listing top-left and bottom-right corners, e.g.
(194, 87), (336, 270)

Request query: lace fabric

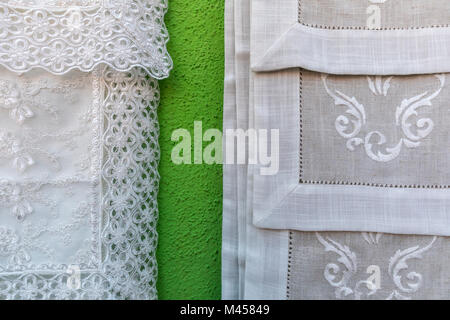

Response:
(0, 0), (167, 300)
(0, 66), (160, 299)
(0, 0), (172, 79)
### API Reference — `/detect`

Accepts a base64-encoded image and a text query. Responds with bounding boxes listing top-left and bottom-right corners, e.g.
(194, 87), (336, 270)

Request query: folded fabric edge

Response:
(251, 23), (450, 76)
(252, 183), (450, 237)
(222, 0), (240, 300)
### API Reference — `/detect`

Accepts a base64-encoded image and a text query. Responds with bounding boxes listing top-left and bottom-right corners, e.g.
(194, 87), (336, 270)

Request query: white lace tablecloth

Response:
(0, 0), (171, 299)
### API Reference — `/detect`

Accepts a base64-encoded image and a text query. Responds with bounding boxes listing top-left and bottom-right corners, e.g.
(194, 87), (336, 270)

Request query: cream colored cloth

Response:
(251, 0), (450, 236)
(223, 0), (450, 299)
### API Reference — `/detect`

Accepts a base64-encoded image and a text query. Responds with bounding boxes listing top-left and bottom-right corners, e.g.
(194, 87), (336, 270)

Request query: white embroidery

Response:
(0, 72), (93, 175)
(322, 74), (445, 162)
(0, 180), (50, 221)
(316, 232), (436, 300)
(0, 80), (33, 123)
(362, 232), (382, 245)
(0, 0), (172, 78)
(367, 76), (392, 96)
(0, 67), (159, 300)
(316, 232), (363, 299)
(0, 198), (96, 267)
(388, 236), (437, 300)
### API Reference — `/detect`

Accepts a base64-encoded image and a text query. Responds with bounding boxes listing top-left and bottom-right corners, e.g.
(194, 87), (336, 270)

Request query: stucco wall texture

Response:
(157, 1), (224, 299)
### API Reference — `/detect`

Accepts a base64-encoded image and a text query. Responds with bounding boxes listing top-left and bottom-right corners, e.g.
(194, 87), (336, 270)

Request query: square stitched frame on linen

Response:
(298, 0), (450, 29)
(300, 70), (450, 187)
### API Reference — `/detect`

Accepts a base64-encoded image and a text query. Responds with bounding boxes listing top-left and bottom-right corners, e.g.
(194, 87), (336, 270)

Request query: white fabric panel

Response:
(243, 73), (290, 300)
(223, 0), (290, 300)
(222, 0), (253, 299)
(222, 0), (239, 300)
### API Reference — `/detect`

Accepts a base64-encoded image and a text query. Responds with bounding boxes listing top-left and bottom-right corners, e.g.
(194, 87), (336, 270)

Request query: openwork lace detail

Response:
(100, 67), (159, 299)
(0, 0), (172, 79)
(0, 67), (160, 299)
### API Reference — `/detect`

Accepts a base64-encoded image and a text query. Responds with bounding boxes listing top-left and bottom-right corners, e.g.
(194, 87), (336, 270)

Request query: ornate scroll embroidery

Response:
(316, 232), (436, 300)
(362, 232), (382, 245)
(367, 76), (392, 96)
(387, 237), (437, 300)
(322, 74), (445, 162)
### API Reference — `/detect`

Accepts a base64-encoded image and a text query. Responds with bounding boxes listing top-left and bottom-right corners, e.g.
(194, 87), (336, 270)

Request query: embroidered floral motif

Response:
(0, 226), (32, 265)
(0, 68), (100, 269)
(322, 74), (445, 162)
(0, 0), (172, 78)
(0, 71), (96, 175)
(0, 74), (89, 125)
(0, 80), (33, 123)
(2, 0), (100, 6)
(0, 199), (96, 267)
(0, 67), (159, 300)
(0, 226), (21, 257)
(0, 132), (34, 172)
(316, 232), (436, 300)
(0, 128), (90, 173)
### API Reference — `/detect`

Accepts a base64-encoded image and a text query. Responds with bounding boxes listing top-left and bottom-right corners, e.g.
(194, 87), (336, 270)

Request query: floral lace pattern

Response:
(3, 0), (100, 6)
(0, 67), (100, 273)
(0, 194), (98, 266)
(0, 0), (172, 79)
(0, 74), (88, 124)
(0, 66), (159, 299)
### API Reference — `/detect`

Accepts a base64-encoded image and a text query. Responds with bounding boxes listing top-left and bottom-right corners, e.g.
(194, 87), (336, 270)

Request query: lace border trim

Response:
(0, 0), (172, 78)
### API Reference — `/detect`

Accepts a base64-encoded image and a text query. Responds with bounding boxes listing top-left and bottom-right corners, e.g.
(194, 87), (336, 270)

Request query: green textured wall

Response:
(157, 0), (224, 299)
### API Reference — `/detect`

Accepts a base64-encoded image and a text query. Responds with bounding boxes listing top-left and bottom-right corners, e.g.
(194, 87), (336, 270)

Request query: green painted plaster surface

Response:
(157, 0), (224, 299)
